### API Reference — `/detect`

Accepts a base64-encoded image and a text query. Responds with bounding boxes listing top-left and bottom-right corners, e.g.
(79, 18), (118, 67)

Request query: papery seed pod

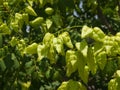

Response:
(25, 6), (37, 16)
(45, 7), (54, 15)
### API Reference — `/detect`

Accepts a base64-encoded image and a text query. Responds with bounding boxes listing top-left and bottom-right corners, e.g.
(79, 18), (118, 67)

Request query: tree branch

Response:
(96, 0), (115, 34)
(117, 0), (120, 17)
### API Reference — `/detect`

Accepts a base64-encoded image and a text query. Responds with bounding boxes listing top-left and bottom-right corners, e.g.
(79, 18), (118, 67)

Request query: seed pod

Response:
(25, 43), (38, 54)
(30, 17), (44, 27)
(45, 7), (54, 15)
(59, 32), (73, 49)
(10, 37), (18, 47)
(53, 37), (65, 55)
(0, 23), (11, 35)
(92, 27), (105, 42)
(22, 13), (29, 24)
(81, 25), (93, 38)
(108, 79), (117, 90)
(43, 33), (54, 45)
(25, 6), (37, 16)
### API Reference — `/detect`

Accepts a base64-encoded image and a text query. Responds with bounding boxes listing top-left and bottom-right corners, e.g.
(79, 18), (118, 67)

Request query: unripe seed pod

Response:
(25, 6), (37, 16)
(45, 7), (54, 15)
(30, 17), (44, 27)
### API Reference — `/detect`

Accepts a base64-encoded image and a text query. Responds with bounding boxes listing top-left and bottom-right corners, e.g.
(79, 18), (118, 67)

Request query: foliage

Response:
(0, 0), (120, 90)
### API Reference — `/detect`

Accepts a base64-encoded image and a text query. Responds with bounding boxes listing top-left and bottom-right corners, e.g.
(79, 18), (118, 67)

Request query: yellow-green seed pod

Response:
(24, 43), (38, 54)
(25, 6), (37, 16)
(45, 7), (54, 15)
(30, 17), (44, 27)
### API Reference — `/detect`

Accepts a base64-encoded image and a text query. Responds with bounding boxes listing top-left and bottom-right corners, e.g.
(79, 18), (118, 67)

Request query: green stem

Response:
(54, 25), (82, 34)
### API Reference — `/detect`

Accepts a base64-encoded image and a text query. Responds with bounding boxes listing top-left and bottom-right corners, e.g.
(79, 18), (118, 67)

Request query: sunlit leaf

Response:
(24, 43), (38, 54)
(81, 25), (93, 38)
(11, 53), (20, 69)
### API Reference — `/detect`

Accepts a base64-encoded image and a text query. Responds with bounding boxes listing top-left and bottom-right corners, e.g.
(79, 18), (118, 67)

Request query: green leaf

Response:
(52, 14), (63, 28)
(103, 60), (117, 76)
(45, 69), (51, 79)
(0, 58), (6, 71)
(25, 60), (33, 68)
(26, 66), (36, 74)
(93, 42), (104, 55)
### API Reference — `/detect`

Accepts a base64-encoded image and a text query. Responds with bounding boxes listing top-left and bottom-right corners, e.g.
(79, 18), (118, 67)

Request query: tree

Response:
(0, 0), (120, 90)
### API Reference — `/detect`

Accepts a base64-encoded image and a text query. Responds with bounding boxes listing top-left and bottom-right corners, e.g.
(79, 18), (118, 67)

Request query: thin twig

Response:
(97, 0), (115, 35)
(54, 25), (82, 35)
